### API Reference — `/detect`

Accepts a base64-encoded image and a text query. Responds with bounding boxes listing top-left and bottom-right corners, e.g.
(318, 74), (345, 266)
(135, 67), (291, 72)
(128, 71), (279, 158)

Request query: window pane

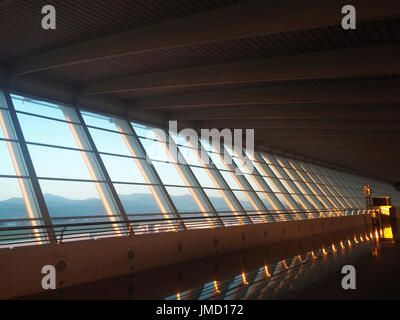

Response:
(178, 146), (202, 166)
(207, 152), (226, 170)
(18, 113), (80, 148)
(81, 111), (118, 131)
(0, 109), (17, 140)
(132, 122), (161, 140)
(28, 145), (93, 180)
(166, 186), (201, 213)
(191, 166), (216, 188)
(0, 141), (19, 176)
(220, 171), (241, 190)
(0, 177), (30, 224)
(12, 94), (69, 121)
(139, 138), (171, 162)
(39, 180), (108, 218)
(231, 156), (248, 174)
(101, 154), (146, 183)
(256, 192), (275, 210)
(233, 190), (254, 211)
(169, 131), (189, 146)
(263, 177), (280, 193)
(114, 183), (164, 216)
(204, 189), (234, 213)
(153, 162), (188, 186)
(243, 174), (262, 191)
(88, 127), (131, 156)
(275, 193), (291, 209)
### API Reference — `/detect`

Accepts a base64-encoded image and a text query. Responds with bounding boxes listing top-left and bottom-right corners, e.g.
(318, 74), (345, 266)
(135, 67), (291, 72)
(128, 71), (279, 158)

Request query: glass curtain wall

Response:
(1, 91), (400, 244)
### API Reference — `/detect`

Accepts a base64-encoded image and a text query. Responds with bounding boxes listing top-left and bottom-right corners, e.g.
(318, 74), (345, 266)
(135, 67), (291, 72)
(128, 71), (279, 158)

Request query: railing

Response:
(0, 208), (375, 247)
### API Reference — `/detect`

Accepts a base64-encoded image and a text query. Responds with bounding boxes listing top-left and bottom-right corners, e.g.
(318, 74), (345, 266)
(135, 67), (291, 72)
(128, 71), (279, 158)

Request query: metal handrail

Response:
(0, 208), (375, 246)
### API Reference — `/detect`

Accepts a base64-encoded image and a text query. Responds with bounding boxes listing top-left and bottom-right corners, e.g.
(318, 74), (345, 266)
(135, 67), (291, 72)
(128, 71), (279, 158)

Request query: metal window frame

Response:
(120, 119), (187, 230)
(65, 106), (132, 235)
(154, 127), (225, 228)
(255, 153), (302, 220)
(2, 89), (56, 243)
(193, 139), (253, 225)
(218, 143), (275, 223)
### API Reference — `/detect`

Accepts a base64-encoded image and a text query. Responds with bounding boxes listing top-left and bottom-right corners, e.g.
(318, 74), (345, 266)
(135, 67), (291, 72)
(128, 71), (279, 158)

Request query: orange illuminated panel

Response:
(213, 281), (221, 294)
(383, 227), (393, 239)
(241, 272), (249, 285)
(380, 206), (391, 216)
(264, 265), (271, 277)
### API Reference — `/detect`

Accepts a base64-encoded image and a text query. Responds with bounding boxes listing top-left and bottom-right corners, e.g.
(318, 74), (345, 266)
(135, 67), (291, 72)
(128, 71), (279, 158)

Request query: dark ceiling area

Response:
(1, 0), (400, 183)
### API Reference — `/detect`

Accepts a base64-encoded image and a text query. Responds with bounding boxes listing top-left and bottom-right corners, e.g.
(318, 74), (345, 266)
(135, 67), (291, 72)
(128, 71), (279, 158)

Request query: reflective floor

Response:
(25, 220), (400, 300)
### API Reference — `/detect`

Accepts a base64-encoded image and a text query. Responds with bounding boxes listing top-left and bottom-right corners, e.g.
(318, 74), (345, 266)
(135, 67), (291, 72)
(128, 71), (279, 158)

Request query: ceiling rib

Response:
(80, 45), (400, 96)
(133, 78), (400, 109)
(10, 0), (400, 75)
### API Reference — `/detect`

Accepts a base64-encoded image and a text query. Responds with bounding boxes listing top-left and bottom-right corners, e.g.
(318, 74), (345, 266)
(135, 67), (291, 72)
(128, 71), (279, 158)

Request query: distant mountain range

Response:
(0, 193), (239, 226)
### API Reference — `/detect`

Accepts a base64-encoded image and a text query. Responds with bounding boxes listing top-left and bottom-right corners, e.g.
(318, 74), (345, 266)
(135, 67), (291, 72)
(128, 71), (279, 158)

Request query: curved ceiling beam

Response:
(133, 78), (400, 109)
(197, 118), (400, 131)
(81, 45), (400, 96)
(10, 0), (400, 75)
(170, 103), (400, 120)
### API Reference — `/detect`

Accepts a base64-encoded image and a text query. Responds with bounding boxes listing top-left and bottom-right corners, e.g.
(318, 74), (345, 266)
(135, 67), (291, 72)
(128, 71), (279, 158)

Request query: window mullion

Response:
(254, 153), (298, 220)
(279, 157), (328, 217)
(164, 130), (225, 228)
(121, 120), (187, 231)
(268, 155), (313, 219)
(220, 143), (274, 223)
(244, 152), (288, 217)
(196, 139), (251, 225)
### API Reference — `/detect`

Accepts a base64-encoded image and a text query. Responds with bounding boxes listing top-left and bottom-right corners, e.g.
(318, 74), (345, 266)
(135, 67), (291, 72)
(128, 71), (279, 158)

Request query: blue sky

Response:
(1, 95), (213, 202)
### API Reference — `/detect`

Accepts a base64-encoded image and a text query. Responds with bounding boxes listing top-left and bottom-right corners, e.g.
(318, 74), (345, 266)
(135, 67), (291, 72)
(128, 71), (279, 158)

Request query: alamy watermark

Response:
(40, 4), (356, 31)
(341, 265), (356, 290)
(143, 121), (255, 175)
